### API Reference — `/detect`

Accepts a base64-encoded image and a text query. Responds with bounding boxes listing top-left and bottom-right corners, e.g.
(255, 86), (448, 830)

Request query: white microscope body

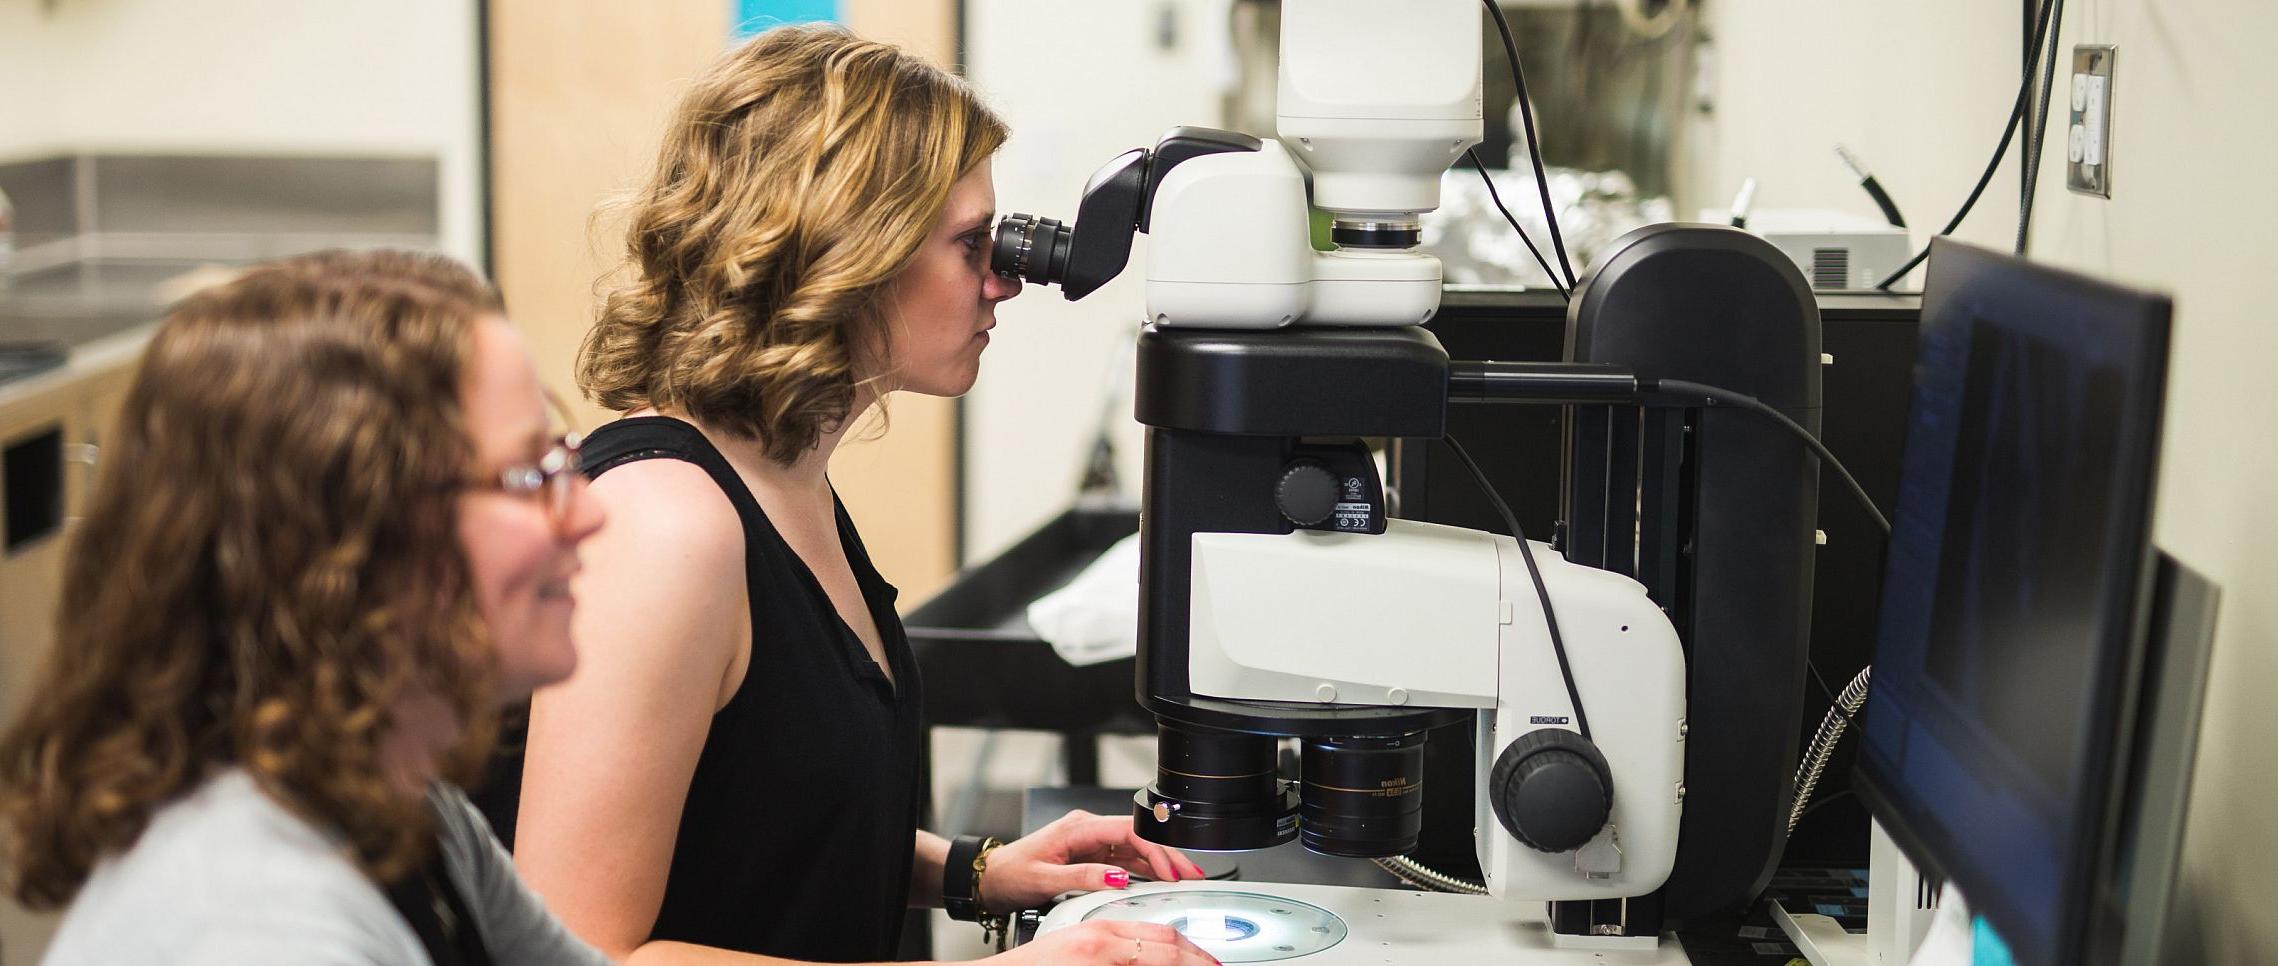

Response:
(1182, 524), (1686, 905)
(1036, 523), (1694, 964)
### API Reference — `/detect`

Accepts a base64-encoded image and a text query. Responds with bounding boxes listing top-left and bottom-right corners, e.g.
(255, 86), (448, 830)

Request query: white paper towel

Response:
(1024, 533), (1143, 667)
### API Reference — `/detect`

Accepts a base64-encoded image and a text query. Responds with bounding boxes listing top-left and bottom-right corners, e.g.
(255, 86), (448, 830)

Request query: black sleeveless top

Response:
(478, 415), (925, 961)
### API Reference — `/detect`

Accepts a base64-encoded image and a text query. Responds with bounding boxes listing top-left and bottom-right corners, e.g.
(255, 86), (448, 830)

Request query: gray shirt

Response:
(39, 769), (610, 966)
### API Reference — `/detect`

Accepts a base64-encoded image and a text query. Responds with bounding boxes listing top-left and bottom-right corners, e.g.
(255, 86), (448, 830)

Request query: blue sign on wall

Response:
(734, 0), (840, 39)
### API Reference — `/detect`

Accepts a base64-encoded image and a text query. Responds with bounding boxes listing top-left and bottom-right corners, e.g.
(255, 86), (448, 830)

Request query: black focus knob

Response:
(1275, 463), (1341, 527)
(1489, 729), (1613, 853)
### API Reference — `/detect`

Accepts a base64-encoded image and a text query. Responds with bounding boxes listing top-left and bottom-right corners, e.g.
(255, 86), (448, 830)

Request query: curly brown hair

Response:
(577, 24), (1008, 464)
(0, 249), (508, 908)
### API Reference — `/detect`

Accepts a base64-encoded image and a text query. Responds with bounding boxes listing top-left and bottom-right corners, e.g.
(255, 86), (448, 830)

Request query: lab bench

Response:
(1018, 786), (1855, 964)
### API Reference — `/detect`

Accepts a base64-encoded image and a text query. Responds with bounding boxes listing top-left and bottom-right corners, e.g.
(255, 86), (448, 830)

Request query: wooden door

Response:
(487, 0), (961, 604)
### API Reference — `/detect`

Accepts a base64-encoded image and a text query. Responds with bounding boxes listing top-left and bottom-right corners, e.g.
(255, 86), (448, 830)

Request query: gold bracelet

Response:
(973, 838), (1009, 948)
(983, 911), (1012, 953)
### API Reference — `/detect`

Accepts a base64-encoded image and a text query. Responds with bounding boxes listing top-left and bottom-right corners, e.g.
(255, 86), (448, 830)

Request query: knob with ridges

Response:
(1489, 729), (1613, 853)
(1275, 463), (1341, 527)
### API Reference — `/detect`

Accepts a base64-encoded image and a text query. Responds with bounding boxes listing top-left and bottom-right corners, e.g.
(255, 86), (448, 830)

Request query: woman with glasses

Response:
(0, 249), (610, 965)
(486, 23), (1216, 966)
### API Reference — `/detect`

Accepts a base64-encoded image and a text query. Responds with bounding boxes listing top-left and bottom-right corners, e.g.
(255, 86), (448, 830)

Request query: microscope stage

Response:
(1034, 881), (1691, 964)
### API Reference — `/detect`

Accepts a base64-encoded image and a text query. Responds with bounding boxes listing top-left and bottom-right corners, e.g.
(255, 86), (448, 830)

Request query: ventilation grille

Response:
(1811, 247), (1851, 290)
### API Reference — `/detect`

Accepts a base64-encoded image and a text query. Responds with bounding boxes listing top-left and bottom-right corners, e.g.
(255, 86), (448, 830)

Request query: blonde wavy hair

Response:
(578, 24), (1008, 464)
(0, 249), (507, 907)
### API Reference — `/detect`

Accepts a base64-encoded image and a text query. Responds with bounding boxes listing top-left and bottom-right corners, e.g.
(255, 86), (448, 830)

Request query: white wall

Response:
(0, 0), (484, 261)
(1699, 1), (2277, 961)
(962, 0), (1237, 559)
(0, 3), (61, 156)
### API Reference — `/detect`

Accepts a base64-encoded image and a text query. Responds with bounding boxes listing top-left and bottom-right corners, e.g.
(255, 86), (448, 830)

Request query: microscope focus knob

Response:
(1489, 729), (1614, 854)
(1276, 463), (1341, 527)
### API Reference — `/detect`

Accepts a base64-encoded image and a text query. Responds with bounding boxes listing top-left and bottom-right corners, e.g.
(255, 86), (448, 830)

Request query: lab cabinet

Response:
(0, 355), (130, 963)
(0, 349), (131, 742)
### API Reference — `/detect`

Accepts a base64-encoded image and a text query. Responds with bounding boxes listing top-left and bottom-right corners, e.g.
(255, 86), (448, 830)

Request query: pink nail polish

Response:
(1105, 869), (1130, 888)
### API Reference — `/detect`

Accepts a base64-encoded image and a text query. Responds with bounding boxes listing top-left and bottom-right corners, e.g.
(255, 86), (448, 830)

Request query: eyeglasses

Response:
(465, 431), (584, 529)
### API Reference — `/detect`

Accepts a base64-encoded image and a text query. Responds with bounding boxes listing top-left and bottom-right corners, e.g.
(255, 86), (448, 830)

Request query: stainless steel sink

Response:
(0, 307), (157, 351)
(4, 259), (211, 300)
(0, 341), (70, 388)
(2, 258), (220, 314)
(0, 258), (230, 347)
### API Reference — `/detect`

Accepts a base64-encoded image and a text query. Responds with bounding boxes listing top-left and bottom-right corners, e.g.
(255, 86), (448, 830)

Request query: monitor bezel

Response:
(1854, 238), (2172, 966)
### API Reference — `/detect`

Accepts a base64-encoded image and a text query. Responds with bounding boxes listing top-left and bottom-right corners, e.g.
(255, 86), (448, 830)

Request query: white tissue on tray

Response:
(1024, 532), (1142, 667)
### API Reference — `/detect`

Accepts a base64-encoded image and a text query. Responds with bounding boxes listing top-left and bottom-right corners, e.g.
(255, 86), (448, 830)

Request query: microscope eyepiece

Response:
(990, 212), (1074, 287)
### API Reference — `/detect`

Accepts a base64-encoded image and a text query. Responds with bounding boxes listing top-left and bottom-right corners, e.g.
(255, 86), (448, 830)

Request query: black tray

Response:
(907, 506), (1150, 740)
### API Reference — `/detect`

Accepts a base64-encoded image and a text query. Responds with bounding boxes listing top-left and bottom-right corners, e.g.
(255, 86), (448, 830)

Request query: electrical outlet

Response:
(2068, 45), (2116, 198)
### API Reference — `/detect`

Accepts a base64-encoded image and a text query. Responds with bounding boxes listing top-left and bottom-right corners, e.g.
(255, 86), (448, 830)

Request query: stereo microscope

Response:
(993, 2), (1822, 959)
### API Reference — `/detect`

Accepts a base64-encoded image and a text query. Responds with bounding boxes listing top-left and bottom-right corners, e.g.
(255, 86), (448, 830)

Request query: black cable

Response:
(1647, 378), (1892, 536)
(1442, 435), (1592, 742)
(1481, 0), (1577, 287)
(1646, 378), (1891, 802)
(1874, 0), (2061, 290)
(1793, 788), (1856, 826)
(2015, 0), (2067, 253)
(1453, 375), (1892, 763)
(1861, 177), (1907, 230)
(1808, 660), (1858, 727)
(1837, 146), (1906, 229)
(1465, 147), (1570, 301)
(2022, 0), (2038, 208)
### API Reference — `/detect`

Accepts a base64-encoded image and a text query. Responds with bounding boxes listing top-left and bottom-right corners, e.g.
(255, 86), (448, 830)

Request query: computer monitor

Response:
(1855, 238), (2171, 966)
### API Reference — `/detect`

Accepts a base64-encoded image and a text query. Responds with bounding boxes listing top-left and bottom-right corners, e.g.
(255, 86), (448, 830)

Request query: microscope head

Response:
(1276, 0), (1483, 248)
(989, 0), (1481, 328)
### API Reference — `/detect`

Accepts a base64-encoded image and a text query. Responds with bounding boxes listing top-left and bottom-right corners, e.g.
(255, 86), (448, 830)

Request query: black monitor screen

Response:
(1857, 239), (2170, 966)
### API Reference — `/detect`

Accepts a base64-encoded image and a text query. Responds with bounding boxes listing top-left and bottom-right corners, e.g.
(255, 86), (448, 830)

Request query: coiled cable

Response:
(1371, 856), (1489, 895)
(1787, 665), (1872, 834)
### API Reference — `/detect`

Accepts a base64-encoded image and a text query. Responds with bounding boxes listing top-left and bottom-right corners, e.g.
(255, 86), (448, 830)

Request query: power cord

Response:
(2015, 0), (2068, 253)
(1464, 147), (1570, 301)
(1481, 0), (1577, 287)
(1875, 0), (2063, 290)
(1442, 435), (1591, 742)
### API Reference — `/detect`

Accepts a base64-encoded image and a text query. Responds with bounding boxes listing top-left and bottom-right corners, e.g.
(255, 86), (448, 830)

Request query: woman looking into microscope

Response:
(486, 24), (1213, 966)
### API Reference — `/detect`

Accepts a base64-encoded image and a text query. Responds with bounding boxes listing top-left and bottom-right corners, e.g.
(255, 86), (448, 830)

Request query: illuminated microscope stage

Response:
(1036, 881), (1691, 964)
